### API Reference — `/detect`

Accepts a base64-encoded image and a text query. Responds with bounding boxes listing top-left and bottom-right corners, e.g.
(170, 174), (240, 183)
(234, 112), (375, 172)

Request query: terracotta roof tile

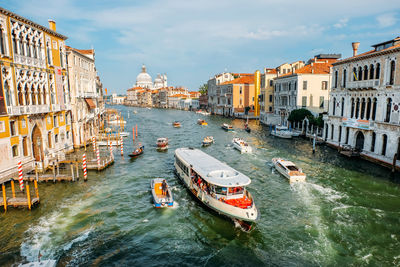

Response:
(222, 75), (254, 85)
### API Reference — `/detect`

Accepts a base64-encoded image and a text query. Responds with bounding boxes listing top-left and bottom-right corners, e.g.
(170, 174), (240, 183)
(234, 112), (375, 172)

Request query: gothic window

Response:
(331, 125), (334, 139)
(363, 66), (368, 80)
(12, 32), (17, 54)
(31, 85), (36, 105)
(46, 42), (51, 65)
(59, 46), (63, 67)
(353, 67), (357, 81)
(375, 63), (380, 79)
(343, 69), (347, 88)
(371, 132), (376, 152)
(360, 98), (366, 119)
(372, 98), (377, 120)
(385, 98), (392, 122)
(334, 71), (338, 88)
(19, 34), (24, 56)
(351, 98), (355, 118)
(4, 81), (11, 106)
(366, 98), (371, 120)
(22, 137), (28, 157)
(382, 134), (388, 156)
(0, 27), (5, 55)
(369, 64), (374, 79)
(389, 60), (395, 85)
(26, 38), (31, 57)
(358, 66), (363, 80)
(341, 97), (345, 117)
(355, 98), (360, 118)
(18, 84), (23, 105)
(332, 97), (336, 115)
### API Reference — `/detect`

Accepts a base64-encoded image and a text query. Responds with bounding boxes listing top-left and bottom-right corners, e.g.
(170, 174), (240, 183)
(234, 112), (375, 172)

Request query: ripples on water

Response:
(1, 106), (400, 266)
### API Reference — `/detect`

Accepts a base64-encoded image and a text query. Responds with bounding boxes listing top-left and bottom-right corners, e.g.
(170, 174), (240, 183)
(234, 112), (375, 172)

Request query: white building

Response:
(271, 54), (340, 125)
(325, 38), (400, 168)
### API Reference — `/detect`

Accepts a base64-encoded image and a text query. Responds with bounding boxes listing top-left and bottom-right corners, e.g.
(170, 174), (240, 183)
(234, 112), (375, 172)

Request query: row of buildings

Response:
(125, 64), (200, 110)
(0, 7), (104, 179)
(206, 37), (400, 170)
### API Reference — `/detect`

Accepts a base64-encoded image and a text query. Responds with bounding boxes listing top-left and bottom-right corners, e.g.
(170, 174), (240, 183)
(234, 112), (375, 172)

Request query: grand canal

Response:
(1, 106), (400, 266)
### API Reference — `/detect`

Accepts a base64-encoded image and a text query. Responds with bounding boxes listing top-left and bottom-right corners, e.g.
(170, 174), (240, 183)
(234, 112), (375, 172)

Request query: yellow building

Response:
(0, 7), (73, 178)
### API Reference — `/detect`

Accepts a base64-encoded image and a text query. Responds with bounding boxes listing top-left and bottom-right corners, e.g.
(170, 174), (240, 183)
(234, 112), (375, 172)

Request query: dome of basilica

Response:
(136, 64), (152, 88)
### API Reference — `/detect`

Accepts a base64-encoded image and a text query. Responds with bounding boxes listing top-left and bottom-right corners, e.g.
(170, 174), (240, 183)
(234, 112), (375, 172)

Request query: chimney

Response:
(352, 42), (360, 57)
(48, 19), (56, 31)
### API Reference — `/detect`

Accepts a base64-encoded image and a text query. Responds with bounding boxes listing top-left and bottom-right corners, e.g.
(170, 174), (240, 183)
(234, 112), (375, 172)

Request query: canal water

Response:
(1, 106), (400, 266)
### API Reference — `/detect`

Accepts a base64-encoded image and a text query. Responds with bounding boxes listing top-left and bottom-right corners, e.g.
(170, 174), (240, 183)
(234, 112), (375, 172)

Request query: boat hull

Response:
(272, 159), (306, 183)
(151, 179), (174, 208)
(232, 141), (252, 153)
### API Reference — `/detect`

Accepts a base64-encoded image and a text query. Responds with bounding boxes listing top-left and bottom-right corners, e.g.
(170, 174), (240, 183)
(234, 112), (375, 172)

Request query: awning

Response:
(84, 98), (96, 109)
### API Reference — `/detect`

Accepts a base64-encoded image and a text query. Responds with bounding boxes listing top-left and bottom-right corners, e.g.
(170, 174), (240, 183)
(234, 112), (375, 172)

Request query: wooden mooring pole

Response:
(34, 180), (39, 200)
(71, 163), (75, 182)
(26, 182), (31, 210)
(11, 180), (15, 198)
(2, 183), (6, 212)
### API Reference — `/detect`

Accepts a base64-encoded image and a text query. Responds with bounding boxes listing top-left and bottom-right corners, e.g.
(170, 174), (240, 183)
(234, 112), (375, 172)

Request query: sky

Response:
(3, 0), (400, 94)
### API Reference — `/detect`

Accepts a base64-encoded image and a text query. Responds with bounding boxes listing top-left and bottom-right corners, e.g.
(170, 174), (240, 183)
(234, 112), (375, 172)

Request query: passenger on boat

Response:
(162, 180), (167, 195)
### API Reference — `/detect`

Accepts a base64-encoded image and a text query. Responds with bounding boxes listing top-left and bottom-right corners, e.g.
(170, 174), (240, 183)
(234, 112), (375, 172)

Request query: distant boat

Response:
(129, 145), (144, 158)
(272, 158), (306, 183)
(157, 137), (168, 150)
(197, 119), (208, 126)
(232, 138), (252, 153)
(202, 136), (214, 146)
(221, 123), (233, 131)
(271, 125), (293, 139)
(173, 121), (181, 128)
(151, 178), (174, 208)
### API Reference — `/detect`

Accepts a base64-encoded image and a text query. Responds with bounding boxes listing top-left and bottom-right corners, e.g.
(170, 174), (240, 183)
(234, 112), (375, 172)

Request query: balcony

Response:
(13, 54), (46, 68)
(7, 105), (51, 115)
(347, 79), (379, 90)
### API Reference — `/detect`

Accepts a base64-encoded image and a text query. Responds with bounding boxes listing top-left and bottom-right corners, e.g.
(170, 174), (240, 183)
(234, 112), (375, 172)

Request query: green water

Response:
(1, 106), (400, 266)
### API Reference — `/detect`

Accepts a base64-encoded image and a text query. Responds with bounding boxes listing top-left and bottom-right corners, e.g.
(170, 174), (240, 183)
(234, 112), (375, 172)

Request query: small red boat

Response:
(156, 138), (168, 150)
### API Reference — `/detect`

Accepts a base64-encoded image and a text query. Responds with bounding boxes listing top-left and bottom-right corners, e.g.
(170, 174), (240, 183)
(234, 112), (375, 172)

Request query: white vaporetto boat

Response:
(232, 138), (252, 153)
(174, 148), (259, 230)
(271, 125), (293, 139)
(272, 158), (306, 183)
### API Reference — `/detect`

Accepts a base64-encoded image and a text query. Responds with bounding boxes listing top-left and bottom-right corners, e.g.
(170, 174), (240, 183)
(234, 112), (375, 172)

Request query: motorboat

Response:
(202, 136), (214, 146)
(129, 145), (144, 158)
(151, 178), (174, 208)
(197, 119), (208, 126)
(232, 138), (252, 154)
(120, 131), (130, 137)
(174, 148), (259, 230)
(173, 121), (181, 128)
(272, 158), (306, 183)
(156, 137), (168, 150)
(196, 110), (211, 116)
(270, 125), (293, 139)
(221, 123), (233, 131)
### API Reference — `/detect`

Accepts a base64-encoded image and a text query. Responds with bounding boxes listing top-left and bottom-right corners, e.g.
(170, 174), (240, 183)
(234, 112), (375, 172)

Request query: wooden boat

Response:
(173, 121), (181, 128)
(197, 119), (208, 126)
(175, 148), (259, 230)
(272, 158), (306, 183)
(232, 138), (252, 153)
(151, 178), (174, 208)
(221, 123), (233, 131)
(129, 145), (144, 158)
(271, 125), (293, 139)
(156, 137), (168, 150)
(202, 136), (214, 146)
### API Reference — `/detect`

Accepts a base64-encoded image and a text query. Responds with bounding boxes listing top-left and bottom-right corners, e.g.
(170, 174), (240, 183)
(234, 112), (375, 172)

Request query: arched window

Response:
(355, 98), (360, 118)
(351, 98), (355, 118)
(0, 27), (5, 55)
(343, 69), (347, 87)
(12, 32), (18, 54)
(331, 125), (334, 139)
(358, 66), (363, 80)
(332, 97), (336, 115)
(385, 98), (392, 122)
(12, 145), (19, 157)
(366, 98), (371, 120)
(334, 71), (338, 88)
(59, 46), (63, 67)
(382, 134), (388, 156)
(325, 124), (329, 140)
(46, 42), (51, 65)
(339, 126), (342, 143)
(375, 63), (380, 79)
(4, 82), (11, 106)
(22, 137), (28, 157)
(369, 64), (374, 79)
(372, 98), (377, 120)
(360, 98), (366, 119)
(371, 132), (376, 152)
(389, 60), (395, 85)
(31, 85), (36, 105)
(19, 34), (24, 56)
(32, 38), (37, 58)
(18, 84), (23, 105)
(24, 85), (30, 105)
(26, 38), (31, 57)
(345, 127), (349, 144)
(363, 66), (368, 80)
(353, 67), (357, 81)
(341, 97), (345, 116)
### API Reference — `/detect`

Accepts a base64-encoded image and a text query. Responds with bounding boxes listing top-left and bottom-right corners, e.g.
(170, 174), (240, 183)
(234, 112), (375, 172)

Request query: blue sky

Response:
(2, 0), (400, 94)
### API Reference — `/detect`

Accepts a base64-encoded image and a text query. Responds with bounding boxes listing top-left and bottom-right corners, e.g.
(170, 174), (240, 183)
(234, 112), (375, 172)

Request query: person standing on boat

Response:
(162, 179), (168, 195)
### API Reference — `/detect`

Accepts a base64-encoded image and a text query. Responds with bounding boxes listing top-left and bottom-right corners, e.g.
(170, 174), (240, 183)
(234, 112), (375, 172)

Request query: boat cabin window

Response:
(176, 157), (189, 175)
(228, 186), (244, 195)
(286, 165), (299, 171)
(215, 186), (227, 195)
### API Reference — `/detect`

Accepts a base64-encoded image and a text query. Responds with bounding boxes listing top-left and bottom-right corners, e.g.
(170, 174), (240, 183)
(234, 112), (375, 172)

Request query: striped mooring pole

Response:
(108, 138), (113, 158)
(92, 136), (96, 153)
(120, 136), (124, 156)
(96, 146), (101, 168)
(82, 153), (87, 180)
(17, 161), (24, 191)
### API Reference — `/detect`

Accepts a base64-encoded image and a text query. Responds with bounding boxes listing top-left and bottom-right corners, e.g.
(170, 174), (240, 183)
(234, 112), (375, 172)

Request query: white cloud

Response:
(376, 13), (397, 27)
(334, 18), (349, 29)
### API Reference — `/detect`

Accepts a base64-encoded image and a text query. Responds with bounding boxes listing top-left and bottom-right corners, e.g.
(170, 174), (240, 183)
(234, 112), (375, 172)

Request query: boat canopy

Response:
(277, 158), (296, 167)
(175, 148), (251, 187)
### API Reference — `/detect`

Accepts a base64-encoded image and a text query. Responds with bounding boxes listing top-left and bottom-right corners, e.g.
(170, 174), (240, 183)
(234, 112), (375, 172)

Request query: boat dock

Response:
(1, 180), (40, 211)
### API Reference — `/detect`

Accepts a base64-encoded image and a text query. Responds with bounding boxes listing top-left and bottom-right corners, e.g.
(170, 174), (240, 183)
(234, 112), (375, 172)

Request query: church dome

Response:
(136, 64), (152, 88)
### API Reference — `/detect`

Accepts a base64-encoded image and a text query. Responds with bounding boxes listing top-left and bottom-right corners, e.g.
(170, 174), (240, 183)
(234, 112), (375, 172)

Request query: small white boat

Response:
(232, 138), (252, 153)
(151, 178), (174, 208)
(97, 140), (120, 146)
(19, 260), (57, 267)
(157, 137), (168, 150)
(271, 125), (293, 139)
(221, 123), (233, 131)
(272, 158), (306, 183)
